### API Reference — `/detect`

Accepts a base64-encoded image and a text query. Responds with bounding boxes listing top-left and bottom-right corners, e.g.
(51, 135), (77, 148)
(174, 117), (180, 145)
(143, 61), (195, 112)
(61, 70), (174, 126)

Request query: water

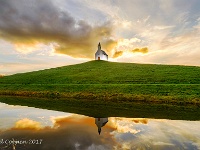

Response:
(0, 102), (200, 150)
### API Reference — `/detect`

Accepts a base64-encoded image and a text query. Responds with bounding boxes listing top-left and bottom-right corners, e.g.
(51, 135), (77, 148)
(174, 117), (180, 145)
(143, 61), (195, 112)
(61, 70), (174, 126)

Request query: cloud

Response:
(0, 0), (115, 58)
(112, 47), (149, 58)
(105, 36), (149, 58)
(133, 118), (148, 124)
(101, 39), (118, 55)
(153, 25), (175, 30)
(108, 118), (148, 135)
(110, 37), (149, 58)
(132, 47), (149, 54)
(112, 51), (123, 58)
(12, 118), (43, 130)
(116, 38), (142, 50)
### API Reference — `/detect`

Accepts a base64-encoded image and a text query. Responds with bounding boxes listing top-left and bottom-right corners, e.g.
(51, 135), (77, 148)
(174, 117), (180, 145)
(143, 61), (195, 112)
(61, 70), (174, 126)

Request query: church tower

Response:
(98, 42), (101, 50)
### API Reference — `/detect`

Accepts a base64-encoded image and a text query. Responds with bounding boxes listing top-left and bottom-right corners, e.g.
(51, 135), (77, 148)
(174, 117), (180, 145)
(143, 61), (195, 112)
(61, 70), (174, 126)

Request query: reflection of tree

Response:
(95, 118), (108, 135)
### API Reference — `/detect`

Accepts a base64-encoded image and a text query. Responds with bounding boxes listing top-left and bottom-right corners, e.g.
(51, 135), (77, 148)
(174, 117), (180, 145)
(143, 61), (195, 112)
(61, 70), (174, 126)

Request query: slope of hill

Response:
(1, 60), (200, 84)
(0, 60), (200, 106)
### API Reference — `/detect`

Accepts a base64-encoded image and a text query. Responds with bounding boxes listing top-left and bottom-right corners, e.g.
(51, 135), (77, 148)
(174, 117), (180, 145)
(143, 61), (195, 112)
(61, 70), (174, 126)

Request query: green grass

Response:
(0, 60), (200, 118)
(0, 84), (200, 105)
(1, 60), (200, 84)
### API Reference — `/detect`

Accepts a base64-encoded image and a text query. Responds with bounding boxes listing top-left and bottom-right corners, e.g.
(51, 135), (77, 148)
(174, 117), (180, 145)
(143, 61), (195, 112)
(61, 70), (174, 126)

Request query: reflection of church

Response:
(95, 118), (108, 135)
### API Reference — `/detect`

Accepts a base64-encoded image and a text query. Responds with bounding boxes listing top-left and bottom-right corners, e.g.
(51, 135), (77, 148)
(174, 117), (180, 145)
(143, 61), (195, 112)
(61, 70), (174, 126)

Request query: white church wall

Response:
(95, 52), (108, 61)
(101, 54), (108, 60)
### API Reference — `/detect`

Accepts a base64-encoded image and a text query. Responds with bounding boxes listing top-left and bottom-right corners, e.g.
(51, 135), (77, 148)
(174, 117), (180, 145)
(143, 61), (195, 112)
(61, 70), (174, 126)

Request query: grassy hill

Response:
(1, 60), (200, 119)
(1, 60), (200, 84)
(0, 60), (200, 106)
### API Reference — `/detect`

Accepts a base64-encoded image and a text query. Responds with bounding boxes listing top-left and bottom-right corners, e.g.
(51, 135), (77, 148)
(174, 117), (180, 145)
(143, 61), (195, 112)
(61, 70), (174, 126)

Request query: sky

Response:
(1, 102), (200, 150)
(0, 0), (200, 75)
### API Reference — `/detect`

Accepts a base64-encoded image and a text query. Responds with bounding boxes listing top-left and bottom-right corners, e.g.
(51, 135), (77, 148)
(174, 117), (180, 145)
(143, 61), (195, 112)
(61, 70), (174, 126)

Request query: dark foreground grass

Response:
(0, 96), (200, 120)
(0, 84), (200, 106)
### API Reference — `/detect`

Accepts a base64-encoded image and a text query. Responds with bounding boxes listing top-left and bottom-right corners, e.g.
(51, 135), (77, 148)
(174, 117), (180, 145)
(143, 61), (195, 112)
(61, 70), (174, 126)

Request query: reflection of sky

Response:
(0, 102), (70, 129)
(0, 102), (200, 150)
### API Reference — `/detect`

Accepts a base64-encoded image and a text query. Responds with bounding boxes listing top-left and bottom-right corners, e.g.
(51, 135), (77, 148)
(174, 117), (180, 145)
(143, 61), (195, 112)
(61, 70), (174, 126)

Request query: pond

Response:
(0, 102), (200, 150)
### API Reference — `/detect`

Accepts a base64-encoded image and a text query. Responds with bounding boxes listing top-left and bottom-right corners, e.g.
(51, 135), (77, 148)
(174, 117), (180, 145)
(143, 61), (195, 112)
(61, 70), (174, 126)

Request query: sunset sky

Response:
(0, 0), (200, 74)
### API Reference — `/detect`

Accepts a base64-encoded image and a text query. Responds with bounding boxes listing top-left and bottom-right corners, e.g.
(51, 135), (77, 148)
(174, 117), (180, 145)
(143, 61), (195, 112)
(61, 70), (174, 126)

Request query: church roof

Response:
(95, 49), (108, 56)
(101, 50), (108, 56)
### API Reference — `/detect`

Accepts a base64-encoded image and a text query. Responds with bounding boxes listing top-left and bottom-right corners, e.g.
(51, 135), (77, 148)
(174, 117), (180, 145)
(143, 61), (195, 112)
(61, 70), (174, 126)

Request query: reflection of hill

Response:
(1, 96), (200, 121)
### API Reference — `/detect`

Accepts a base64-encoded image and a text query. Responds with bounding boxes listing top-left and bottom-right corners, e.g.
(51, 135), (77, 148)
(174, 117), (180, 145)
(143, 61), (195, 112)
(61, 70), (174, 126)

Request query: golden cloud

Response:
(133, 118), (148, 124)
(101, 39), (118, 55)
(132, 47), (149, 54)
(53, 115), (95, 128)
(112, 47), (149, 58)
(112, 51), (124, 58)
(12, 118), (43, 130)
(108, 118), (148, 134)
(0, 1), (116, 58)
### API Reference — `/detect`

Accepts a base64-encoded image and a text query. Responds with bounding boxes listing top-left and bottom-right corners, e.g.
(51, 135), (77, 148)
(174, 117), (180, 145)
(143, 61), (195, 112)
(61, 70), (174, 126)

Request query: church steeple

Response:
(98, 42), (101, 50)
(98, 127), (101, 135)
